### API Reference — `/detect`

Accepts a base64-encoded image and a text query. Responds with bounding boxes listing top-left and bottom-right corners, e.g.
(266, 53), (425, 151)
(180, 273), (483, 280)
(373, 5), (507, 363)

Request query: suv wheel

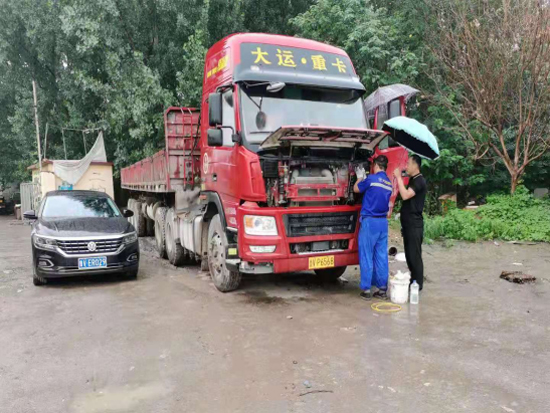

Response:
(32, 266), (47, 286)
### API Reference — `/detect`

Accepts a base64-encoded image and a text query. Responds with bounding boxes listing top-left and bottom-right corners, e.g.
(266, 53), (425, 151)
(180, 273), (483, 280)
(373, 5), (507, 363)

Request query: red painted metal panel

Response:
(120, 107), (200, 193)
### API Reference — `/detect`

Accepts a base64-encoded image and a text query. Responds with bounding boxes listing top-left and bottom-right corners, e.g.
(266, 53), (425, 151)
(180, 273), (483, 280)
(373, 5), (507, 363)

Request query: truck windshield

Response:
(239, 83), (367, 146)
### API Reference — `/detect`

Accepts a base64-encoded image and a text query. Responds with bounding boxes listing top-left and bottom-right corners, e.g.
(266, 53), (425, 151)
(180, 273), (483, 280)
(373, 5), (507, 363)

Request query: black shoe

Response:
(373, 290), (388, 300)
(360, 290), (372, 301)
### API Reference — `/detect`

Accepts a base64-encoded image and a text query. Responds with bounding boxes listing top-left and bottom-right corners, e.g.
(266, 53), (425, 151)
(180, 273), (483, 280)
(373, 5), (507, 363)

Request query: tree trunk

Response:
(510, 173), (519, 194)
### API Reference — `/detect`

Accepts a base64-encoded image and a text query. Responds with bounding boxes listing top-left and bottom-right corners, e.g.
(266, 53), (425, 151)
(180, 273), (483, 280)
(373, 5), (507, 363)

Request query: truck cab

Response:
(199, 34), (407, 289)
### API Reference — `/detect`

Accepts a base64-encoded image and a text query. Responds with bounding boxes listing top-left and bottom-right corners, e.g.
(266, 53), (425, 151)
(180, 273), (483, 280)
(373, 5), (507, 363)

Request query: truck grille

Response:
(57, 238), (123, 255)
(284, 212), (357, 237)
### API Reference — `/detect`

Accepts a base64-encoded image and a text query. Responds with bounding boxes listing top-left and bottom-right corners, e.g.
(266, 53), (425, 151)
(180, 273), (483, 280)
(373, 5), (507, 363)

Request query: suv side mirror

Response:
(208, 92), (222, 126)
(207, 129), (223, 147)
(122, 208), (134, 218)
(23, 210), (37, 220)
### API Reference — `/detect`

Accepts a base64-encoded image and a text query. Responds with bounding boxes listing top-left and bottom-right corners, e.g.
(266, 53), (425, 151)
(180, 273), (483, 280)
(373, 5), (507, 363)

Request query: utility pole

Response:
(62, 128), (67, 159)
(43, 122), (49, 160)
(82, 130), (87, 153)
(32, 80), (42, 173)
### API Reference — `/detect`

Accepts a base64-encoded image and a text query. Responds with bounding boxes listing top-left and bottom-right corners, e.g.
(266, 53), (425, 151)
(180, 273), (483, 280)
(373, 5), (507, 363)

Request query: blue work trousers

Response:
(358, 217), (389, 291)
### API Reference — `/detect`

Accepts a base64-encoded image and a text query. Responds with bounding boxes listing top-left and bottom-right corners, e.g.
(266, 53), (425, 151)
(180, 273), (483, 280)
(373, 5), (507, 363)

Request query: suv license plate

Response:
(78, 257), (107, 270)
(308, 255), (335, 270)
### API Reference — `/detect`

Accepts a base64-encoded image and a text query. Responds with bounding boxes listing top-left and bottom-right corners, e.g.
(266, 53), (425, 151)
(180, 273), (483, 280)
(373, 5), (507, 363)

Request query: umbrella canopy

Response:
(382, 116), (440, 160)
(364, 84), (419, 113)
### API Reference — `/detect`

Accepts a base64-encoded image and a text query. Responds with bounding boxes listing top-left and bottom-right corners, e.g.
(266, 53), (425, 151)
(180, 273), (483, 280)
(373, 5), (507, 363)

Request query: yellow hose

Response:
(371, 302), (402, 313)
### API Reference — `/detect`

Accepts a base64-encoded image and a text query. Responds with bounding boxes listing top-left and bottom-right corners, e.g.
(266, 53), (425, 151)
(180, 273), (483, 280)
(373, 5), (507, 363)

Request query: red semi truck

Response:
(121, 33), (408, 292)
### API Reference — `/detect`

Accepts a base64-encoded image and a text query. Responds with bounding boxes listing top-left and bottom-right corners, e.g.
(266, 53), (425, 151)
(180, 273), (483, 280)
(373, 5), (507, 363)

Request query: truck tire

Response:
(207, 214), (242, 292)
(133, 201), (147, 237)
(127, 199), (135, 227)
(146, 218), (155, 236)
(314, 266), (347, 281)
(154, 206), (168, 258)
(165, 208), (185, 266)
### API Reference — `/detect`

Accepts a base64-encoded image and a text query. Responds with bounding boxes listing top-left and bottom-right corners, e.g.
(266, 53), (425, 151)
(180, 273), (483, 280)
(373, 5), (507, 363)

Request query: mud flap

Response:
(225, 243), (240, 272)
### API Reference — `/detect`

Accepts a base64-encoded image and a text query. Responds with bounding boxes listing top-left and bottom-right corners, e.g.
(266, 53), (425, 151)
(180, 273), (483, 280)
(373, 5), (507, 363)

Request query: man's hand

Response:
(393, 168), (401, 179)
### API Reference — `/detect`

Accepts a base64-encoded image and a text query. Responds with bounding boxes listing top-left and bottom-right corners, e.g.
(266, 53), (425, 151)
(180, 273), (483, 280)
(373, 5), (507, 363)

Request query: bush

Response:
(424, 186), (550, 242)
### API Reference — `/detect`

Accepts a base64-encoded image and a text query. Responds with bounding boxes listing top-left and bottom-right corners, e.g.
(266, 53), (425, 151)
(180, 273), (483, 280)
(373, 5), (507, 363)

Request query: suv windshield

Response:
(42, 194), (121, 218)
(240, 83), (367, 146)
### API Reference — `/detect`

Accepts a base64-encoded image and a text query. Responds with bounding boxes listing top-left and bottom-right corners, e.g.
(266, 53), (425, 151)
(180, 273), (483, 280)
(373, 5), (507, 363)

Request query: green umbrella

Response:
(382, 116), (440, 160)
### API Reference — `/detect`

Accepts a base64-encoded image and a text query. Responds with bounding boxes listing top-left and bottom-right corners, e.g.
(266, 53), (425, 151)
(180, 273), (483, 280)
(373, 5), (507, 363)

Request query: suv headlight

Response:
(123, 232), (138, 244)
(243, 215), (278, 236)
(33, 235), (57, 251)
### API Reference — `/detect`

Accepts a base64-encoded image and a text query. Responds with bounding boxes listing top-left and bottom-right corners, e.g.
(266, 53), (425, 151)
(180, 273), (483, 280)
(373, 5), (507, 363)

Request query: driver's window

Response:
(222, 90), (235, 147)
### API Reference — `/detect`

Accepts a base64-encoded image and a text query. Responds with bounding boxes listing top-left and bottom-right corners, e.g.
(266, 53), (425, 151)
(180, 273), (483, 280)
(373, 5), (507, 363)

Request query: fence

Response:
(20, 182), (41, 216)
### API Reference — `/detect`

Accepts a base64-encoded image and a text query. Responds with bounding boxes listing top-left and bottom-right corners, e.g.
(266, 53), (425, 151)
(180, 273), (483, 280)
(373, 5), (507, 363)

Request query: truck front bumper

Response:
(232, 203), (361, 274)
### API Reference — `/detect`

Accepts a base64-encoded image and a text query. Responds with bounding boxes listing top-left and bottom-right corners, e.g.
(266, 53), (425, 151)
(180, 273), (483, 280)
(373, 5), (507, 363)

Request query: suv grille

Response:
(284, 212), (357, 237)
(57, 238), (123, 255)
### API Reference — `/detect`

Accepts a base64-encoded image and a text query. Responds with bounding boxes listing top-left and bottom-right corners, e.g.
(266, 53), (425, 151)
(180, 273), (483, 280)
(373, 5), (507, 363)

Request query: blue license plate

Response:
(78, 256), (107, 270)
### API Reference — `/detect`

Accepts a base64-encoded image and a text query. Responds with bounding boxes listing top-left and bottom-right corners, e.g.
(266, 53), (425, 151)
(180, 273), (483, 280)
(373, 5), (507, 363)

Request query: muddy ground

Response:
(0, 215), (549, 413)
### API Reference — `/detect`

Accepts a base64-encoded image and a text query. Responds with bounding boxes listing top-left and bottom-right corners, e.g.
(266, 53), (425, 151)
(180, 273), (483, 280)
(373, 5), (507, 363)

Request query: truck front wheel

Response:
(314, 266), (347, 282)
(207, 214), (242, 292)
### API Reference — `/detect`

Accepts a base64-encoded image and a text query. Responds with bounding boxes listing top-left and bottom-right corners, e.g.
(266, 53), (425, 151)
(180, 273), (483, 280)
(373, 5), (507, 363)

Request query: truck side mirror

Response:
(208, 92), (222, 127)
(207, 129), (223, 147)
(23, 210), (37, 220)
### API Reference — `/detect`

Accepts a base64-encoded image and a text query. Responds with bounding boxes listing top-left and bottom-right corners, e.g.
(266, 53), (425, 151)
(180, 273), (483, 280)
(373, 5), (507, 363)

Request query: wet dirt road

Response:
(1, 215), (549, 413)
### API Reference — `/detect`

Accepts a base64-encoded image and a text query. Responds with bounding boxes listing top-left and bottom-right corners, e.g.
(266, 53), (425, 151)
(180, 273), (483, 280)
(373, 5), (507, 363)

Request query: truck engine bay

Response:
(259, 146), (371, 207)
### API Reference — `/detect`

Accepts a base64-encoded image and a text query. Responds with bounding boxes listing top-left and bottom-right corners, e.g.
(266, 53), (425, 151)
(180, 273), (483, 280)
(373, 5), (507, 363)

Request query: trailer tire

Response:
(146, 218), (155, 236)
(165, 208), (185, 266)
(133, 201), (147, 237)
(154, 207), (168, 258)
(314, 266), (347, 282)
(207, 214), (242, 292)
(127, 199), (135, 226)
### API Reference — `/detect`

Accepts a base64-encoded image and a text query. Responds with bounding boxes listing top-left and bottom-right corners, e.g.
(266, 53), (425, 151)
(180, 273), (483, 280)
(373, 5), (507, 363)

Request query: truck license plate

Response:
(308, 255), (334, 270)
(78, 257), (107, 270)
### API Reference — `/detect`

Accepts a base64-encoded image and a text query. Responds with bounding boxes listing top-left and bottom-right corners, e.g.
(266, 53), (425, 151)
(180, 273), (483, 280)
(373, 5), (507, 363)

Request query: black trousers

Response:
(401, 224), (424, 290)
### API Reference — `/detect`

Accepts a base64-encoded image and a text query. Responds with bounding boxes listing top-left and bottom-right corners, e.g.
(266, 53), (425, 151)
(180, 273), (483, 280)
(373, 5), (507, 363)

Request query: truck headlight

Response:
(123, 232), (138, 244)
(34, 235), (57, 251)
(243, 215), (278, 236)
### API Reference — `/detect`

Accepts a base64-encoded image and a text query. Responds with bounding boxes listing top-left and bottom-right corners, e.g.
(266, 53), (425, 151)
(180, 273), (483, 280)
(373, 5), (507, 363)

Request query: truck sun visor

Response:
(235, 43), (366, 93)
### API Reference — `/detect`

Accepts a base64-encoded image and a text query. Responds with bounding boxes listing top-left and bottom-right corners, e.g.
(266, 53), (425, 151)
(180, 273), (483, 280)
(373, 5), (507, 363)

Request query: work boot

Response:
(373, 290), (388, 300)
(359, 290), (372, 301)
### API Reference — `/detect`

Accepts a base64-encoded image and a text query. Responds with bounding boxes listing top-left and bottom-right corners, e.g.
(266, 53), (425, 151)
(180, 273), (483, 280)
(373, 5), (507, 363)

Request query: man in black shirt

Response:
(393, 155), (427, 290)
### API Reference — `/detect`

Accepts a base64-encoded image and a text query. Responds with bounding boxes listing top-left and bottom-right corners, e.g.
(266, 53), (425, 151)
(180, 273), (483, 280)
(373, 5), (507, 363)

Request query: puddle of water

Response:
(241, 290), (315, 305)
(71, 382), (169, 413)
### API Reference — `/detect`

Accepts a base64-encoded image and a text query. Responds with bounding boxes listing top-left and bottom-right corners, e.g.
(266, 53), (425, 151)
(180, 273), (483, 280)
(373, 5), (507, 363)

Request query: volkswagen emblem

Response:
(87, 242), (97, 252)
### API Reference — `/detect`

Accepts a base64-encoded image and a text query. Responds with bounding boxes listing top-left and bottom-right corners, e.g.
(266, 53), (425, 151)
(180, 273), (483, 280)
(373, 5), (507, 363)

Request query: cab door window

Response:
(222, 90), (235, 147)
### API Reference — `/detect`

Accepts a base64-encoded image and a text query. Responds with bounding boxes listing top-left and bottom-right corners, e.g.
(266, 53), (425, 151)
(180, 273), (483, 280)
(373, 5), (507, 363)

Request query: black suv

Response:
(24, 190), (139, 286)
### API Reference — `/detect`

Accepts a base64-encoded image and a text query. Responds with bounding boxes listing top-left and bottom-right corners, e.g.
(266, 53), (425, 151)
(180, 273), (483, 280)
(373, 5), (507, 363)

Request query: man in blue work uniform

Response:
(353, 155), (392, 300)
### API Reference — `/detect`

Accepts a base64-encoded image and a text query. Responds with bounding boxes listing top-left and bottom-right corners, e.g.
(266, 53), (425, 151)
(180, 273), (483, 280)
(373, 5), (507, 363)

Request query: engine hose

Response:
(371, 302), (402, 313)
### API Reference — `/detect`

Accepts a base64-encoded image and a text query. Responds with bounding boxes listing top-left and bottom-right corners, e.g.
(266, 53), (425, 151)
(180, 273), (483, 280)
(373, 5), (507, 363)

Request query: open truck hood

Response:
(259, 126), (388, 151)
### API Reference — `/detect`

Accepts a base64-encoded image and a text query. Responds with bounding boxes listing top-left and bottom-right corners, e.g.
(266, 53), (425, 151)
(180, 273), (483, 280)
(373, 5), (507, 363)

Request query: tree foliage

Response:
(429, 0), (550, 193)
(0, 0), (548, 200)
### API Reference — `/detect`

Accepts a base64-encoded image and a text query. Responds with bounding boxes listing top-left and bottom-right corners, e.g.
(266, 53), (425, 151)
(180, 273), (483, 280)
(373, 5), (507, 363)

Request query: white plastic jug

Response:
(390, 271), (410, 304)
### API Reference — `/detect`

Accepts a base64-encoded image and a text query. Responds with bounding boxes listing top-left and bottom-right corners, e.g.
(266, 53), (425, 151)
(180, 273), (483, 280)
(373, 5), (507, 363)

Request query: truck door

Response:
(373, 98), (409, 215)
